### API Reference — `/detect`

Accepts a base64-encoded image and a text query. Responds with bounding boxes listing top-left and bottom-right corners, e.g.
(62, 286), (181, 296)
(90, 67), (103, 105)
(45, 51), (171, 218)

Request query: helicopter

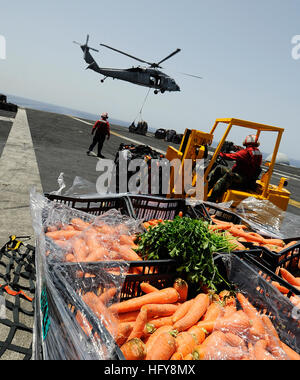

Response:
(73, 35), (202, 94)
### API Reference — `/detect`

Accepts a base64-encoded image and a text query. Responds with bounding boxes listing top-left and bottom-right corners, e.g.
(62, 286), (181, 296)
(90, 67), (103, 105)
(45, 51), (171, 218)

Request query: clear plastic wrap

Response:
(30, 189), (143, 360)
(205, 254), (300, 359)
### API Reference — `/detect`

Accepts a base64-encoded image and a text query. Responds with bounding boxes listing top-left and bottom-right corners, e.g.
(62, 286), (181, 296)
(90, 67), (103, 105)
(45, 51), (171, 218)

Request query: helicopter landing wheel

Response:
(154, 90), (159, 94)
(161, 90), (165, 94)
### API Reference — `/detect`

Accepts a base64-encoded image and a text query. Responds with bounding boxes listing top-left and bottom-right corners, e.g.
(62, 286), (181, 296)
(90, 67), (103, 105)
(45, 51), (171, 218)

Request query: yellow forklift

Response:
(165, 118), (290, 211)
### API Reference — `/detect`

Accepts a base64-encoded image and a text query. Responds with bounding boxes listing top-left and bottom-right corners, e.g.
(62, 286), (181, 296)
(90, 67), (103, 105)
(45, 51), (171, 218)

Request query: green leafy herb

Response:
(135, 217), (235, 292)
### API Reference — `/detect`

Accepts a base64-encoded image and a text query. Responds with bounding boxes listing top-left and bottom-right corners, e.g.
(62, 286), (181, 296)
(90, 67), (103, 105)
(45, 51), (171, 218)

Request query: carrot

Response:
(232, 240), (247, 251)
(173, 278), (188, 303)
(65, 253), (75, 262)
(115, 244), (143, 262)
(146, 331), (177, 360)
(280, 268), (300, 286)
(46, 229), (81, 240)
(99, 287), (117, 305)
(109, 287), (179, 314)
(183, 353), (193, 360)
(279, 241), (298, 252)
(170, 352), (183, 360)
(224, 332), (246, 349)
(145, 325), (176, 353)
(141, 303), (179, 318)
(214, 310), (251, 336)
(280, 341), (300, 361)
(120, 338), (147, 360)
(202, 301), (223, 322)
(254, 340), (276, 360)
(76, 310), (93, 337)
(263, 238), (285, 247)
(140, 282), (159, 294)
(54, 239), (72, 250)
(82, 292), (118, 335)
(84, 231), (100, 252)
(119, 234), (136, 246)
(192, 331), (226, 360)
(271, 281), (289, 294)
(117, 311), (140, 323)
(173, 331), (198, 358)
(221, 305), (237, 319)
(127, 304), (178, 342)
(228, 228), (264, 244)
(147, 316), (173, 329)
(236, 293), (265, 339)
(71, 218), (91, 231)
(187, 325), (206, 345)
(262, 315), (288, 360)
(72, 238), (89, 261)
(173, 293), (209, 332)
(248, 342), (255, 360)
(47, 225), (57, 232)
(196, 320), (216, 334)
(172, 299), (194, 324)
(127, 308), (148, 341)
(116, 322), (135, 346)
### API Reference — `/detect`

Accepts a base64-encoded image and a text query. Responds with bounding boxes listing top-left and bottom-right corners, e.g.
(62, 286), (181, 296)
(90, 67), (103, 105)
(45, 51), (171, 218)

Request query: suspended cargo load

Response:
(155, 128), (167, 139)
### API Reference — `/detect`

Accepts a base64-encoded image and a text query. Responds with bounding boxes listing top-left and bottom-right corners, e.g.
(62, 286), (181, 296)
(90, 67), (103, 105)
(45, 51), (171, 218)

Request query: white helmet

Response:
(101, 112), (108, 119)
(243, 134), (260, 147)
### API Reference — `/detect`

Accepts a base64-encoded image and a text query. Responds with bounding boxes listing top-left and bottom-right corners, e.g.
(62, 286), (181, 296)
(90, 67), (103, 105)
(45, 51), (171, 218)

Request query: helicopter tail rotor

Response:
(73, 34), (99, 63)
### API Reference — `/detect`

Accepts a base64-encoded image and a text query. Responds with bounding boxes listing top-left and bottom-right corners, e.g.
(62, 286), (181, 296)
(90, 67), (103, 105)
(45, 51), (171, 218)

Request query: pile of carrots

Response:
(209, 215), (299, 255)
(45, 217), (142, 265)
(77, 278), (300, 360)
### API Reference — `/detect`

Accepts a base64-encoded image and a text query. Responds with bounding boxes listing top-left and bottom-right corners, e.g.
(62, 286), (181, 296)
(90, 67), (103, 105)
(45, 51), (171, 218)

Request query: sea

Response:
(6, 94), (300, 168)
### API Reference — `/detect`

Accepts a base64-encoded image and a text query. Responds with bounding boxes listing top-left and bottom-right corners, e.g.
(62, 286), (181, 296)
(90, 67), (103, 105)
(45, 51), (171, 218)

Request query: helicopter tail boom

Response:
(73, 35), (102, 73)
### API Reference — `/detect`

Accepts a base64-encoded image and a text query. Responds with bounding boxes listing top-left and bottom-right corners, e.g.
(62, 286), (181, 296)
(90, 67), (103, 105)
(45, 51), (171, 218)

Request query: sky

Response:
(1, 0), (300, 160)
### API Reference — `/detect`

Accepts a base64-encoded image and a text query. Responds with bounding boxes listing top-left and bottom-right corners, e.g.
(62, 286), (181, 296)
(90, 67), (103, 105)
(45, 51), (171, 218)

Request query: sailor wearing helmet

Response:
(207, 135), (262, 202)
(87, 112), (110, 158)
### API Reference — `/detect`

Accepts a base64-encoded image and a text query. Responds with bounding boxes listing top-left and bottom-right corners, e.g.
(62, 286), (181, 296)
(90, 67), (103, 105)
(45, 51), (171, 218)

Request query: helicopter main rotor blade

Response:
(179, 72), (203, 79)
(153, 48), (181, 68)
(100, 43), (152, 65)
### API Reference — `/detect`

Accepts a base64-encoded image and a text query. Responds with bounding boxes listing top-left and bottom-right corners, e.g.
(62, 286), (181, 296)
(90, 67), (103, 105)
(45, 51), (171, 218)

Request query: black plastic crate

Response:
(241, 239), (300, 275)
(54, 259), (177, 302)
(233, 251), (300, 296)
(44, 193), (134, 217)
(128, 194), (198, 221)
(192, 201), (247, 225)
(217, 254), (300, 353)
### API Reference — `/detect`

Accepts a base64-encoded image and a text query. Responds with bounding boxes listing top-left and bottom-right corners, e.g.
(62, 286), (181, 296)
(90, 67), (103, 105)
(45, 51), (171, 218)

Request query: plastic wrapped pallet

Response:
(30, 190), (143, 360)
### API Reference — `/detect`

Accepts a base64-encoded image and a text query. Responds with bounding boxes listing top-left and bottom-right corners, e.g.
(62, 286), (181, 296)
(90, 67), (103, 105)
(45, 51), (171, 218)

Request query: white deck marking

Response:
(0, 108), (42, 246)
(0, 116), (15, 122)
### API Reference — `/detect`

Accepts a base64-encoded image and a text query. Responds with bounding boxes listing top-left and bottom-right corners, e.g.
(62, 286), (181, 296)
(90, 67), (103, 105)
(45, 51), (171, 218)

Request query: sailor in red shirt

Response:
(207, 135), (262, 202)
(87, 112), (110, 158)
